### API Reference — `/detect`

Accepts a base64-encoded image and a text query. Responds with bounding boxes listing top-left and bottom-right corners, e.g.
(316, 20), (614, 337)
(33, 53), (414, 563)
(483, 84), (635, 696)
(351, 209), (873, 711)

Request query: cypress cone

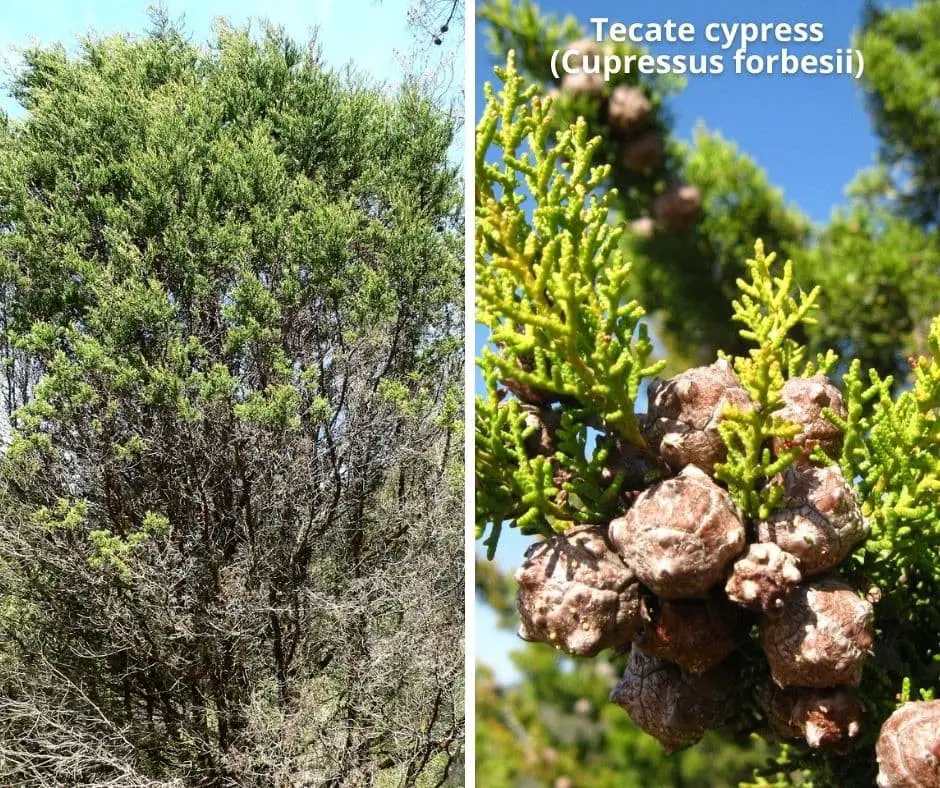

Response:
(876, 700), (940, 787)
(630, 216), (656, 238)
(609, 465), (746, 598)
(607, 85), (652, 133)
(725, 542), (803, 614)
(560, 38), (605, 97)
(515, 525), (642, 657)
(610, 647), (734, 752)
(757, 464), (868, 577)
(654, 182), (702, 230)
(643, 359), (752, 474)
(760, 576), (874, 688)
(760, 685), (865, 749)
(634, 596), (745, 674)
(622, 129), (664, 172)
(772, 374), (847, 465)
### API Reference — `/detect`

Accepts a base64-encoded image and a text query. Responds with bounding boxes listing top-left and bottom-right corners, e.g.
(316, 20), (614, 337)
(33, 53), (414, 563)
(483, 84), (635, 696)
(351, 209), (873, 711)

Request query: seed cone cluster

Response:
(513, 362), (876, 752)
(557, 37), (702, 233)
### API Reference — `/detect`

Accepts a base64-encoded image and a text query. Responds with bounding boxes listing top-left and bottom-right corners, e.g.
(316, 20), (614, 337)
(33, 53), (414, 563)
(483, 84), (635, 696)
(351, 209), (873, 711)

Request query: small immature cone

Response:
(635, 596), (745, 674)
(760, 576), (874, 688)
(607, 85), (652, 132)
(725, 542), (803, 615)
(610, 647), (734, 752)
(516, 525), (642, 657)
(622, 130), (664, 172)
(771, 375), (848, 465)
(609, 465), (746, 598)
(643, 358), (752, 474)
(654, 183), (702, 230)
(757, 465), (868, 576)
(876, 700), (940, 788)
(760, 685), (864, 749)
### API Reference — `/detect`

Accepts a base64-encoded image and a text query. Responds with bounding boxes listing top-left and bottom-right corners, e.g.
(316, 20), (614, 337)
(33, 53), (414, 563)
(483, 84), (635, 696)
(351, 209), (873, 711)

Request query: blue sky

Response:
(0, 0), (457, 117)
(474, 0), (914, 684)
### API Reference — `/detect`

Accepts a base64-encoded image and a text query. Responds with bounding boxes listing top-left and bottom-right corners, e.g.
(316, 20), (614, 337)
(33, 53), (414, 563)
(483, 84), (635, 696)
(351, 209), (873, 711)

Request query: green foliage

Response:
(714, 241), (835, 518)
(836, 316), (940, 579)
(0, 13), (463, 784)
(625, 130), (811, 366)
(476, 387), (629, 548)
(798, 196), (940, 381)
(476, 53), (663, 439)
(88, 511), (170, 582)
(475, 52), (664, 552)
(857, 0), (940, 225)
(479, 0), (587, 84)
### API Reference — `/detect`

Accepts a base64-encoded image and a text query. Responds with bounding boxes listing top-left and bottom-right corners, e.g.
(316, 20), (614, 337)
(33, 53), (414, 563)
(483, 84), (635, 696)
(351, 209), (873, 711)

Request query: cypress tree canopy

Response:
(0, 13), (464, 786)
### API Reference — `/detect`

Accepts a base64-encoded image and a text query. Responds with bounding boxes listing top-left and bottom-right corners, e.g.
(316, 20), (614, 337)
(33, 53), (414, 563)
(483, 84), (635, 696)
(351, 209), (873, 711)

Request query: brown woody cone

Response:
(516, 526), (642, 657)
(643, 358), (752, 474)
(876, 700), (940, 787)
(654, 183), (702, 230)
(771, 375), (847, 465)
(560, 38), (605, 97)
(635, 596), (745, 674)
(630, 216), (656, 239)
(609, 465), (746, 598)
(760, 576), (874, 688)
(760, 684), (864, 749)
(725, 542), (803, 615)
(757, 465), (868, 576)
(610, 647), (734, 752)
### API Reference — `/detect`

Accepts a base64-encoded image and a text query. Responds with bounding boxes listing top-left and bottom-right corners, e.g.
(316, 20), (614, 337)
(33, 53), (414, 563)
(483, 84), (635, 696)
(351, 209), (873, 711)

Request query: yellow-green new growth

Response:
(715, 240), (835, 518)
(476, 51), (663, 447)
(835, 316), (940, 579)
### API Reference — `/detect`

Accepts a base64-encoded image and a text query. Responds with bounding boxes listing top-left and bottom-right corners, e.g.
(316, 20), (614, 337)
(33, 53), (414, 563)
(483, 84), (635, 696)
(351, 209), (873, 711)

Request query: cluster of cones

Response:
(555, 37), (701, 233)
(508, 359), (939, 782)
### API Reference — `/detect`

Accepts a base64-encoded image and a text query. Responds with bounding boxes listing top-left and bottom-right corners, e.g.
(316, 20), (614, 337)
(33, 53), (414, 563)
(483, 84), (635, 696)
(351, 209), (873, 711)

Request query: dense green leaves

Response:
(0, 15), (463, 786)
(475, 53), (664, 552)
(857, 0), (940, 226)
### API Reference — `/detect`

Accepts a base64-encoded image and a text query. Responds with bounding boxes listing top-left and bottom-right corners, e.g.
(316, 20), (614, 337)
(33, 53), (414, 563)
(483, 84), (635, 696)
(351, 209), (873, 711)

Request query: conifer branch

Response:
(714, 241), (826, 517)
(475, 53), (664, 551)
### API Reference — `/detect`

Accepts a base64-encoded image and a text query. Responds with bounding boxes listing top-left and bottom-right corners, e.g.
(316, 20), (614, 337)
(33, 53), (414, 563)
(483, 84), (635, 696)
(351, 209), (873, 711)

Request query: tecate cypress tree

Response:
(0, 13), (464, 786)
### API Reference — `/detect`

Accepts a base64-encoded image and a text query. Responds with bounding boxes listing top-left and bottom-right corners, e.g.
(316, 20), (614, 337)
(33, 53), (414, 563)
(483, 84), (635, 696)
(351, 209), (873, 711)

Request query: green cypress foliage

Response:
(478, 0), (937, 381)
(0, 14), (463, 785)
